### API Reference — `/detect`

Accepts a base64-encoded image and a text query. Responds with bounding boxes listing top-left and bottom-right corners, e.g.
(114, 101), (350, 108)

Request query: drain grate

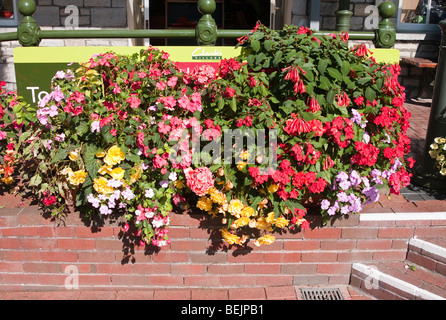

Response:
(300, 288), (344, 300)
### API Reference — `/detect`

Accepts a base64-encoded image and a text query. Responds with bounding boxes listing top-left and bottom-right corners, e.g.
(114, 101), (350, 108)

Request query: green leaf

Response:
(50, 147), (69, 164)
(327, 67), (343, 81)
(272, 51), (283, 67)
(251, 39), (261, 52)
(84, 143), (100, 180)
(318, 59), (329, 74)
(29, 174), (42, 187)
(341, 61), (351, 76)
(230, 97), (237, 112)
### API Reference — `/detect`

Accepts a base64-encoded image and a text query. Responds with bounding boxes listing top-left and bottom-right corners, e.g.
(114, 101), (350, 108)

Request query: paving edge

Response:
(352, 263), (445, 300)
(360, 212), (446, 221)
(409, 238), (446, 261)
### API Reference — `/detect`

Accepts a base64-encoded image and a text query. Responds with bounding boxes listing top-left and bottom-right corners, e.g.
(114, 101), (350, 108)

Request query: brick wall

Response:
(1, 205), (446, 292)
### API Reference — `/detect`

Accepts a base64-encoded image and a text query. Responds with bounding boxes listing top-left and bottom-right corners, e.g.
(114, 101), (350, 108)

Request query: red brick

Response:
(356, 239), (393, 250)
(20, 238), (58, 250)
(341, 228), (378, 239)
(57, 238), (95, 250)
(227, 252), (264, 263)
(23, 262), (61, 273)
(40, 251), (78, 262)
(207, 264), (244, 274)
(373, 250), (407, 261)
(301, 252), (337, 263)
(263, 252), (301, 263)
(169, 239), (208, 251)
(304, 228), (341, 239)
(152, 252), (189, 263)
(228, 287), (266, 300)
(191, 289), (228, 300)
(133, 263), (171, 274)
(377, 227), (414, 239)
(283, 240), (320, 251)
(184, 275), (221, 287)
(317, 263), (351, 274)
(171, 264), (207, 275)
(0, 261), (24, 272)
(96, 263), (134, 274)
(111, 274), (148, 286)
(116, 291), (155, 300)
(1, 250), (40, 261)
(244, 263), (281, 274)
(1, 227), (39, 237)
(77, 251), (117, 263)
(281, 263), (317, 274)
(220, 275), (258, 286)
(94, 239), (123, 251)
(337, 251), (373, 262)
(414, 227), (446, 238)
(78, 274), (112, 286)
(257, 275), (294, 286)
(38, 226), (75, 237)
(154, 289), (191, 300)
(168, 227), (190, 238)
(265, 286), (297, 300)
(320, 240), (356, 250)
(147, 275), (183, 286)
(75, 226), (114, 238)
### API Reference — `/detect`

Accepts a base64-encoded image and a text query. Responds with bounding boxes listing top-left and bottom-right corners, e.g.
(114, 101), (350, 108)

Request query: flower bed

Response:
(1, 24), (414, 250)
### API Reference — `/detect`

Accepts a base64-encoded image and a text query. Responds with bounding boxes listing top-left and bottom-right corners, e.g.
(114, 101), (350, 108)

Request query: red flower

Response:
(351, 141), (380, 166)
(308, 178), (327, 194)
(306, 97), (321, 113)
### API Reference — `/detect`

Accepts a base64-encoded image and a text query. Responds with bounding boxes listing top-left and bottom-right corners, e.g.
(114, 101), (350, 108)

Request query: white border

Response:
(360, 212), (446, 221)
(409, 237), (446, 260)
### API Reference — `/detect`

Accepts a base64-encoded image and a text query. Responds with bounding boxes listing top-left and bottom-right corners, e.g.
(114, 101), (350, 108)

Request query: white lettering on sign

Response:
(26, 86), (49, 103)
(191, 47), (223, 60)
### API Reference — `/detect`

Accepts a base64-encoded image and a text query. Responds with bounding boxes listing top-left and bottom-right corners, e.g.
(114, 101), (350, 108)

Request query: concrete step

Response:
(407, 238), (446, 277)
(351, 262), (446, 300)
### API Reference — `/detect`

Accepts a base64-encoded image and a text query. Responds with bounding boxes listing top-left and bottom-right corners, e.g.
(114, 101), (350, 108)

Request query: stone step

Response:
(407, 238), (446, 277)
(351, 262), (446, 300)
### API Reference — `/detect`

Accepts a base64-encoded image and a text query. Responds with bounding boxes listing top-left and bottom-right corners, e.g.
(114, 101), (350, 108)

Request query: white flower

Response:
(169, 172), (178, 181)
(159, 180), (169, 188)
(145, 188), (154, 198)
(91, 121), (100, 133)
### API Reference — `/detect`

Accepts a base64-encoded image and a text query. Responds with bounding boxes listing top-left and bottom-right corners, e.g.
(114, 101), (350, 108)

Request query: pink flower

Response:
(127, 95), (141, 108)
(156, 81), (166, 91)
(0, 131), (7, 140)
(184, 167), (214, 196)
(167, 76), (178, 88)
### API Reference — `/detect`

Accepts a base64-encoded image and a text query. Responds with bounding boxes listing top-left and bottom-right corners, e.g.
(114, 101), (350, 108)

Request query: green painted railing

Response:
(0, 0), (397, 48)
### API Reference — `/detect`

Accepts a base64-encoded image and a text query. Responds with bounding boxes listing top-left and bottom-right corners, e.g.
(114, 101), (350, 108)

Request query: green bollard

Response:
(17, 0), (40, 46)
(374, 1), (397, 49)
(336, 0), (352, 32)
(196, 0), (218, 46)
(412, 20), (446, 190)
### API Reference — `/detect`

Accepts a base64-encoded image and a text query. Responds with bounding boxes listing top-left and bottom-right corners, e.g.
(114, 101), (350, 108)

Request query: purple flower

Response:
(337, 191), (349, 202)
(336, 171), (349, 182)
(339, 179), (351, 190)
(121, 187), (135, 200)
(321, 199), (331, 210)
(350, 170), (361, 187)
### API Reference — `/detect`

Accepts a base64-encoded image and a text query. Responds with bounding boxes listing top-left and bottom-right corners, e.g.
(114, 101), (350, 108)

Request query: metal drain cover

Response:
(300, 288), (344, 300)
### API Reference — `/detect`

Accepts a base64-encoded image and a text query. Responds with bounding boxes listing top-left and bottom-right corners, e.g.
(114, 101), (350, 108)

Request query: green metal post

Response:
(412, 20), (446, 190)
(374, 1), (396, 48)
(336, 0), (352, 31)
(17, 0), (40, 46)
(196, 0), (218, 46)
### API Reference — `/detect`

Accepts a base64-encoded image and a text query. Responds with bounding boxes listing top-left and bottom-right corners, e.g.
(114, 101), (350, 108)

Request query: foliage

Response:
(429, 137), (446, 176)
(3, 24), (415, 249)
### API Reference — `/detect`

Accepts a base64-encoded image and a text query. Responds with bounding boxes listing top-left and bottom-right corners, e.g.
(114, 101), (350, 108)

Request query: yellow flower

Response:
(209, 188), (226, 205)
(104, 145), (125, 166)
(68, 169), (88, 186)
(255, 217), (271, 230)
(237, 161), (247, 171)
(227, 199), (244, 218)
(240, 150), (250, 161)
(441, 169), (446, 176)
(95, 150), (106, 158)
(69, 150), (79, 161)
(274, 216), (289, 228)
(129, 165), (142, 184)
(93, 177), (115, 195)
(240, 206), (255, 218)
(1, 177), (14, 185)
(174, 180), (185, 189)
(220, 228), (242, 245)
(110, 167), (125, 180)
(254, 234), (275, 246)
(98, 165), (112, 175)
(267, 183), (279, 193)
(266, 212), (276, 224)
(196, 196), (213, 212)
(231, 216), (250, 229)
